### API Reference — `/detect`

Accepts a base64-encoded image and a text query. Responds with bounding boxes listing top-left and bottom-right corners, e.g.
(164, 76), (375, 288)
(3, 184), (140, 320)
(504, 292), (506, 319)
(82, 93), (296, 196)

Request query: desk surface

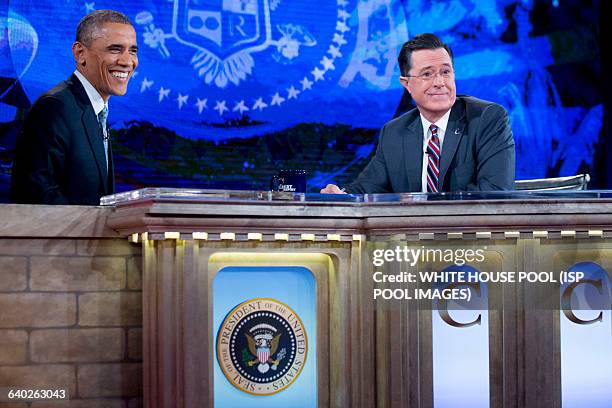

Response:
(3, 188), (612, 238)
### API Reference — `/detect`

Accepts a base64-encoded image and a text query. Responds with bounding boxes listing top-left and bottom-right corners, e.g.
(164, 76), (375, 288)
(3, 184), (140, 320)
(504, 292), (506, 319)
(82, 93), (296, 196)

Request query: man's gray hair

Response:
(76, 10), (133, 46)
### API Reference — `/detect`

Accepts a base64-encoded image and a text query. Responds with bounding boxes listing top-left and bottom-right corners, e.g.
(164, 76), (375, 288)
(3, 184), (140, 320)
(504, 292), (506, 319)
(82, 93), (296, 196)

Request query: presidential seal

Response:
(217, 298), (308, 395)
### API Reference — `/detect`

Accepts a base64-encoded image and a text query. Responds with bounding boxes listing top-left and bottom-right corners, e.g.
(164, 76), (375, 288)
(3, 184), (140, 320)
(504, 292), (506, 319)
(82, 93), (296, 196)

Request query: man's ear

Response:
(72, 42), (86, 67)
(399, 76), (412, 95)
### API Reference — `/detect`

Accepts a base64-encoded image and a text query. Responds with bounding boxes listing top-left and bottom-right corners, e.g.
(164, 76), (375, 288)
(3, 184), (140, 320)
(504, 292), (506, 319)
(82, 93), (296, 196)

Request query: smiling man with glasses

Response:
(321, 33), (515, 194)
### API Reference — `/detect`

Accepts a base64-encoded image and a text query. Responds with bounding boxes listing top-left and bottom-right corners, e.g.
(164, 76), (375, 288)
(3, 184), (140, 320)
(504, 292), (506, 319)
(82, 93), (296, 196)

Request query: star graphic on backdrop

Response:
(300, 77), (313, 90)
(214, 100), (228, 115)
(311, 67), (325, 81)
(252, 97), (268, 111)
(85, 2), (95, 13)
(270, 93), (285, 106)
(338, 9), (350, 19)
(336, 21), (349, 33)
(287, 86), (300, 99)
(195, 98), (208, 114)
(158, 87), (170, 102)
(140, 78), (153, 93)
(333, 33), (347, 46)
(328, 45), (342, 59)
(233, 100), (249, 114)
(177, 93), (189, 109)
(321, 56), (335, 71)
(337, 0), (349, 6)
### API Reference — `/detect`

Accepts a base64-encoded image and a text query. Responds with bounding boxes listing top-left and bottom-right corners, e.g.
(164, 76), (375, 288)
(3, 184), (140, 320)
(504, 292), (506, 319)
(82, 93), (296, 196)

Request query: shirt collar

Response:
(74, 70), (107, 116)
(419, 108), (452, 135)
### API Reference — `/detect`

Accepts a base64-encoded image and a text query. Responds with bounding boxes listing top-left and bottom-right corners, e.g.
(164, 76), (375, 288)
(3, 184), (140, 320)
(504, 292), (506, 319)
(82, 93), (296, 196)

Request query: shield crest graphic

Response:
(173, 0), (271, 59)
(257, 347), (270, 363)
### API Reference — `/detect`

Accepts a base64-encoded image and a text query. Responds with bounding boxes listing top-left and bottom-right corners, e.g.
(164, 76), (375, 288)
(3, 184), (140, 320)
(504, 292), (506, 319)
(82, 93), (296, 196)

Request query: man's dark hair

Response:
(76, 10), (133, 46)
(397, 33), (453, 77)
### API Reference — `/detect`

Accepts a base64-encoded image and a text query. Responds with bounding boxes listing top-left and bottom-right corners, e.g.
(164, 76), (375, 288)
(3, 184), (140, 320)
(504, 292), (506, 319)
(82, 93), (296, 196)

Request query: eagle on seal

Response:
(246, 332), (282, 369)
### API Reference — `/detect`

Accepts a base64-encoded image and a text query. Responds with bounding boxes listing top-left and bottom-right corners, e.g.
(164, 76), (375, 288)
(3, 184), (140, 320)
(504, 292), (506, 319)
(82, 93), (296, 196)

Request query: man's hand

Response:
(320, 184), (346, 194)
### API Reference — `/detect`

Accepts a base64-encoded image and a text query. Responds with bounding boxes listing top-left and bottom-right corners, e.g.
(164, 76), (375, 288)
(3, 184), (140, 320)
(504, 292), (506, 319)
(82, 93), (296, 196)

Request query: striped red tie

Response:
(427, 124), (440, 193)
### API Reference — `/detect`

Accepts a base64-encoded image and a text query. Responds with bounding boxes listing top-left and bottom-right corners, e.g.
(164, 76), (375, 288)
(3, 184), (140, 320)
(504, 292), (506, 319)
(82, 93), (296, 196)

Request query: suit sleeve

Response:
(466, 104), (516, 191)
(11, 96), (71, 204)
(344, 126), (393, 194)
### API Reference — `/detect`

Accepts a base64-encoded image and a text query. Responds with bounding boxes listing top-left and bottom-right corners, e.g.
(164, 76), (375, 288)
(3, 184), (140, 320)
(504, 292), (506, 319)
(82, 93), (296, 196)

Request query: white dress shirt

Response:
(420, 109), (451, 192)
(73, 70), (109, 169)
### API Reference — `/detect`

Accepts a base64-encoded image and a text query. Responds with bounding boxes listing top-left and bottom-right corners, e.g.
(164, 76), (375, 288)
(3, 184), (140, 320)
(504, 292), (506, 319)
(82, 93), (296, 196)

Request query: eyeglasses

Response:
(403, 68), (454, 82)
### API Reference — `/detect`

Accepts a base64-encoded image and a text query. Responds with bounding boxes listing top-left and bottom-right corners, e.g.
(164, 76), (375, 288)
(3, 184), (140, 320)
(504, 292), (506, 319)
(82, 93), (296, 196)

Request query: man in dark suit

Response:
(11, 10), (138, 205)
(321, 33), (515, 194)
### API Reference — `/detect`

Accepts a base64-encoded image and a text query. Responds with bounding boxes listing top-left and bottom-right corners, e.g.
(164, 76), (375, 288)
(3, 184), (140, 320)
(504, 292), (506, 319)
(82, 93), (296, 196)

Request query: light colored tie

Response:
(426, 124), (440, 193)
(97, 106), (109, 170)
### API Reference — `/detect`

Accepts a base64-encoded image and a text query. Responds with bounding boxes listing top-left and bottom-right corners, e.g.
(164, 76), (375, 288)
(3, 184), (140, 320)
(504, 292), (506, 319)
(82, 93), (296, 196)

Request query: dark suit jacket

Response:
(345, 96), (515, 194)
(11, 74), (115, 205)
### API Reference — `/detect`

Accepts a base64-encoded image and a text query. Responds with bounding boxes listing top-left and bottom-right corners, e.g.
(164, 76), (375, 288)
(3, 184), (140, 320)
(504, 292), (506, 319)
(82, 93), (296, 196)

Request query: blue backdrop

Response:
(0, 0), (603, 198)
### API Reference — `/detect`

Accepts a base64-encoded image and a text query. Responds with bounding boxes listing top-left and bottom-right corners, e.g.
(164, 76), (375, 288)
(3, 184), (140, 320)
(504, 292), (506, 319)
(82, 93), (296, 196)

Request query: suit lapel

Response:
(69, 75), (108, 193)
(82, 108), (109, 193)
(107, 136), (115, 194)
(439, 99), (466, 186)
(402, 113), (424, 191)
